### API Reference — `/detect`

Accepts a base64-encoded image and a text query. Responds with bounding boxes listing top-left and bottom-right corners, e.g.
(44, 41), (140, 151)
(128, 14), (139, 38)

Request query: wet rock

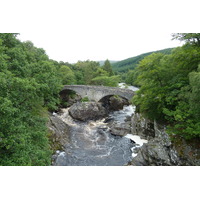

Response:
(125, 116), (131, 122)
(130, 112), (200, 166)
(110, 122), (131, 136)
(131, 139), (180, 166)
(131, 112), (155, 139)
(109, 96), (129, 111)
(48, 114), (70, 148)
(132, 146), (140, 154)
(130, 112), (181, 166)
(69, 102), (107, 121)
(54, 152), (67, 166)
(47, 114), (71, 164)
(100, 95), (130, 111)
(154, 121), (171, 147)
(104, 117), (114, 123)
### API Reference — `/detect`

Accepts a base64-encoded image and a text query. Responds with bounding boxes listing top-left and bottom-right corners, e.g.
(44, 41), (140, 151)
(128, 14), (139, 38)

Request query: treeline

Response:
(63, 59), (120, 87)
(126, 33), (200, 139)
(112, 48), (173, 73)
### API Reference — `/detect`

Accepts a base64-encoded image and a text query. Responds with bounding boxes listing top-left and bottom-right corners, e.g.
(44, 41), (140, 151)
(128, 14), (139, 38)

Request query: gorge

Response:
(49, 84), (146, 166)
(48, 83), (200, 166)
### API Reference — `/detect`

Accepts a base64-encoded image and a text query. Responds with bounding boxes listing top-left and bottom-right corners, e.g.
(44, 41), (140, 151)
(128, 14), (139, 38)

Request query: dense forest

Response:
(112, 48), (173, 73)
(0, 33), (118, 165)
(126, 33), (200, 140)
(0, 33), (200, 165)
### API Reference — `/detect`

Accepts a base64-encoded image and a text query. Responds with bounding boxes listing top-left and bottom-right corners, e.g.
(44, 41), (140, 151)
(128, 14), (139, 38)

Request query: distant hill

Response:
(98, 60), (118, 66)
(112, 48), (174, 73)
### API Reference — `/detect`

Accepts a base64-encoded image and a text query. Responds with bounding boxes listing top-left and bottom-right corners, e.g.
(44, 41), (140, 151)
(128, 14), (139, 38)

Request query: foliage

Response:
(58, 65), (76, 85)
(172, 33), (200, 46)
(73, 60), (100, 85)
(188, 65), (200, 119)
(0, 33), (64, 165)
(131, 35), (200, 139)
(81, 96), (89, 102)
(91, 75), (120, 87)
(71, 59), (116, 87)
(112, 48), (173, 73)
(102, 59), (113, 76)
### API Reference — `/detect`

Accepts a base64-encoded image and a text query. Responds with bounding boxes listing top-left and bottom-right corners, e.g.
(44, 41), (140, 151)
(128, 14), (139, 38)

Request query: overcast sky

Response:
(2, 0), (199, 64)
(17, 32), (181, 63)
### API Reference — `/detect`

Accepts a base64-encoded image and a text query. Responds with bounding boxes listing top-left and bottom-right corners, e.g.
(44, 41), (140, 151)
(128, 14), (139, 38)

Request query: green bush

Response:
(81, 96), (89, 102)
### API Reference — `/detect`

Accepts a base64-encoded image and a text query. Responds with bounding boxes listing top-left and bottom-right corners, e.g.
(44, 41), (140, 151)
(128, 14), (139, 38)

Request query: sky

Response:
(17, 32), (182, 63)
(2, 0), (198, 63)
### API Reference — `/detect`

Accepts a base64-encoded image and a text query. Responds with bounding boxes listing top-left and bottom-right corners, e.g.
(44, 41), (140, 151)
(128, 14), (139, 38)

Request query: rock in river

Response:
(110, 122), (131, 137)
(109, 96), (129, 111)
(69, 102), (107, 121)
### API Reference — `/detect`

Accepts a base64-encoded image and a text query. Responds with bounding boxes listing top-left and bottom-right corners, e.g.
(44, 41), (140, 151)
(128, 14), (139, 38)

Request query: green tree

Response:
(172, 33), (200, 46)
(74, 60), (100, 85)
(91, 75), (120, 87)
(102, 59), (113, 76)
(0, 33), (63, 165)
(93, 68), (109, 77)
(58, 65), (76, 85)
(0, 72), (51, 165)
(189, 65), (200, 118)
(132, 37), (200, 139)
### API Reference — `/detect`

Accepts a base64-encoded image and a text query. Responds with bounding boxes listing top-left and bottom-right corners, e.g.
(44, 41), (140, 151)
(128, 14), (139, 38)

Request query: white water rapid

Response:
(53, 83), (147, 166)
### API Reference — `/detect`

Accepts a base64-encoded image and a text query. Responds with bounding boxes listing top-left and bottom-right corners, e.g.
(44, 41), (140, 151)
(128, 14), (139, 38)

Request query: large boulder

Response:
(100, 96), (129, 111)
(68, 102), (108, 121)
(110, 122), (131, 137)
(109, 96), (129, 111)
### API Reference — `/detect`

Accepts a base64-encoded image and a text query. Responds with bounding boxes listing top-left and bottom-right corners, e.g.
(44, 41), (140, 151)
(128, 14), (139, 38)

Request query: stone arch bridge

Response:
(61, 85), (135, 102)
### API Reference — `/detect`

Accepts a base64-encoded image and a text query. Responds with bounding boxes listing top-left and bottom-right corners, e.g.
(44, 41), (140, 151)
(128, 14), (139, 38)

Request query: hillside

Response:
(112, 48), (174, 72)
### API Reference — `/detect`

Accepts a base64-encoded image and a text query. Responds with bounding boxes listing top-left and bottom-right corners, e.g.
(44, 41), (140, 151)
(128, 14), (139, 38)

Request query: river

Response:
(53, 83), (147, 166)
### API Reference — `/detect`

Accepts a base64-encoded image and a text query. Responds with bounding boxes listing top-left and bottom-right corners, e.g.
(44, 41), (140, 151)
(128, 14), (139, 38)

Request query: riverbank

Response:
(129, 112), (200, 165)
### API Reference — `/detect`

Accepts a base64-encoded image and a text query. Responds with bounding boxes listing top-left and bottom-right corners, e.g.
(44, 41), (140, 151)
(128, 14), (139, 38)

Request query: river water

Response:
(54, 83), (147, 166)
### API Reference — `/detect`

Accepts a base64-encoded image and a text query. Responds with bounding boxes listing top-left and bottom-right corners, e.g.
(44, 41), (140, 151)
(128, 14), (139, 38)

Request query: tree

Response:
(189, 65), (200, 118)
(74, 60), (100, 85)
(93, 68), (109, 77)
(0, 33), (64, 165)
(131, 35), (200, 139)
(172, 33), (200, 46)
(91, 75), (120, 87)
(58, 65), (76, 85)
(102, 59), (113, 76)
(0, 72), (51, 165)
